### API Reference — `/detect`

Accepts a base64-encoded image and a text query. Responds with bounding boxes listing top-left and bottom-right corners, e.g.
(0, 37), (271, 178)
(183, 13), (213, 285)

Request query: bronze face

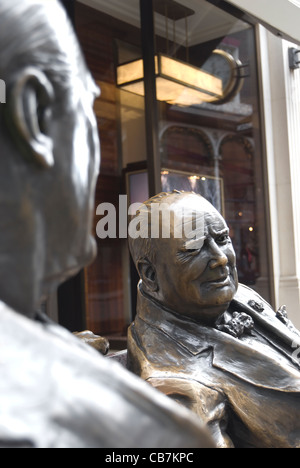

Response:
(128, 191), (300, 448)
(42, 70), (101, 287)
(132, 192), (238, 324)
(0, 0), (101, 314)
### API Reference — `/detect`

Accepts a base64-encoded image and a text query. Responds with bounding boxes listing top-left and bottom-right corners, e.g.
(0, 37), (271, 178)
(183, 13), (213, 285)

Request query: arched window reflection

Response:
(220, 135), (259, 285)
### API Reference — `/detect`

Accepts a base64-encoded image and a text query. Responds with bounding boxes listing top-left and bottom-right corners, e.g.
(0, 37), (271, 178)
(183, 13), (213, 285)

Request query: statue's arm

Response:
(147, 377), (234, 448)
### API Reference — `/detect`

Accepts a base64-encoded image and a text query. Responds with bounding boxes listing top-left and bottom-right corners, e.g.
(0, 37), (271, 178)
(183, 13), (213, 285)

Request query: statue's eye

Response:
(187, 248), (201, 255)
(216, 234), (230, 244)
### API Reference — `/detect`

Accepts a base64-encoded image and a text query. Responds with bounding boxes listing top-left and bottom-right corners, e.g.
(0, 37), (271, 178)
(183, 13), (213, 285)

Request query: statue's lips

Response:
(203, 275), (231, 288)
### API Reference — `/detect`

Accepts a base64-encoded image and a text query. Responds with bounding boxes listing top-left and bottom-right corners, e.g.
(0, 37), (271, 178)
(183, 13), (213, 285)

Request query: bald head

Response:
(129, 191), (238, 324)
(0, 0), (81, 97)
(129, 190), (223, 268)
(0, 0), (100, 316)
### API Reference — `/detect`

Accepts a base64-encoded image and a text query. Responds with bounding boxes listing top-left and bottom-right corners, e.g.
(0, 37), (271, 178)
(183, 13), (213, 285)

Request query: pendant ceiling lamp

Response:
(117, 53), (223, 106)
(117, 0), (227, 106)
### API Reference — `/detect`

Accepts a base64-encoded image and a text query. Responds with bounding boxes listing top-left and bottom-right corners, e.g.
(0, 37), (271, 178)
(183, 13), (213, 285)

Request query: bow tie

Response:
(216, 311), (254, 339)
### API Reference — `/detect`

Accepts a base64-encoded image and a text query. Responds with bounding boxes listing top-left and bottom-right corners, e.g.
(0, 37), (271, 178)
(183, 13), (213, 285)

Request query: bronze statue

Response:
(0, 0), (214, 448)
(128, 190), (300, 448)
(73, 330), (110, 355)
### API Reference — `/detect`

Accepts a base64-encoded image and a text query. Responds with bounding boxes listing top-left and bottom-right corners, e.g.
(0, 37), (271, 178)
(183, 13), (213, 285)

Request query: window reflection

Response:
(155, 0), (270, 301)
(76, 0), (271, 340)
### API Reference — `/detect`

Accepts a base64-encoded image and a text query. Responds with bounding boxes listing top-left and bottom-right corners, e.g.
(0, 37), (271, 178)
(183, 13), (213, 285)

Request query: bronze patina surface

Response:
(0, 1), (213, 448)
(128, 191), (300, 448)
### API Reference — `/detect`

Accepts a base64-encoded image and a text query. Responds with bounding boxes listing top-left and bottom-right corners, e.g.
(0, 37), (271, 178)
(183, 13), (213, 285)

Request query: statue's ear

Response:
(137, 258), (158, 293)
(8, 67), (55, 169)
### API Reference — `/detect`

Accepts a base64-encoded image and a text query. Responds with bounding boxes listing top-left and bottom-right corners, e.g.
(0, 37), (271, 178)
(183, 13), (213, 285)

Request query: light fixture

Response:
(117, 53), (223, 106)
(117, 0), (246, 106)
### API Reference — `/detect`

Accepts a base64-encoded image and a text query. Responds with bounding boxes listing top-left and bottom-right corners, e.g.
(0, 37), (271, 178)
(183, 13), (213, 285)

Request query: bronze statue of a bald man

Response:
(0, 0), (214, 448)
(128, 190), (300, 448)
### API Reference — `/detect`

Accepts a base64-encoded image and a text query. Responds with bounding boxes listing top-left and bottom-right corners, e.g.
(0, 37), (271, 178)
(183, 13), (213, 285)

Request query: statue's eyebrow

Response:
(182, 226), (229, 252)
(209, 226), (229, 237)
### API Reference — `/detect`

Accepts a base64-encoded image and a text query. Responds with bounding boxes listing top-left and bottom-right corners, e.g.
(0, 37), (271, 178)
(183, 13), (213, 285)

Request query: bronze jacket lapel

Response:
(232, 284), (300, 349)
(137, 287), (300, 393)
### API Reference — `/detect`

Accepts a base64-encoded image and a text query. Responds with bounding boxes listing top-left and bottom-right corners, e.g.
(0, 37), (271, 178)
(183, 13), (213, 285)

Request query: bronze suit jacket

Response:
(0, 301), (214, 448)
(127, 283), (300, 448)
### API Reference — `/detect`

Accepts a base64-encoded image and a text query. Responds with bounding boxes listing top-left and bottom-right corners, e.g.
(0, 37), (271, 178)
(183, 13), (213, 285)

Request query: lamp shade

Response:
(117, 54), (223, 106)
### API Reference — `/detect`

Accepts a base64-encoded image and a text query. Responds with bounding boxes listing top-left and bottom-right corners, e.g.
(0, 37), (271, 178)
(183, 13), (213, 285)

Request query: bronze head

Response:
(0, 0), (100, 317)
(129, 191), (238, 325)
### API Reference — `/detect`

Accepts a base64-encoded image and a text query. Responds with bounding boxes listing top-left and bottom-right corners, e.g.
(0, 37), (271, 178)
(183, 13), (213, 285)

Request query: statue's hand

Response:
(74, 330), (110, 355)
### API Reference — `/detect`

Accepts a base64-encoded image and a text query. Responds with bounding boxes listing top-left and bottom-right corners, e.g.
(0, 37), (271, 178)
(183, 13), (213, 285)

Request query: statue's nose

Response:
(208, 240), (228, 269)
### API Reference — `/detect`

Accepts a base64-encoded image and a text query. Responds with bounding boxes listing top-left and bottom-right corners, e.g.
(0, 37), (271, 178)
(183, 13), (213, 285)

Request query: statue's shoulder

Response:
(232, 283), (274, 314)
(231, 284), (300, 345)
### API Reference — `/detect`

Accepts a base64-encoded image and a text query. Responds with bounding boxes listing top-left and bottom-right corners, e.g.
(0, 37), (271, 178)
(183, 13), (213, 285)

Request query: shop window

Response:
(161, 125), (214, 173)
(74, 1), (143, 342)
(155, 1), (270, 303)
(71, 0), (271, 341)
(220, 134), (258, 285)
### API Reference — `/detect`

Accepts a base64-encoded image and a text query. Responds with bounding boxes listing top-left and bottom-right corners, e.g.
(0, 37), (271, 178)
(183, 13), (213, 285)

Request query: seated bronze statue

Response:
(127, 190), (300, 448)
(0, 0), (213, 448)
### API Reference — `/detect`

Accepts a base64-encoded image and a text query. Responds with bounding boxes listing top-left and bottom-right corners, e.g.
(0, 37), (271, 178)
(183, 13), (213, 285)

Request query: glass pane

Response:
(155, 0), (271, 301)
(75, 0), (272, 338)
(75, 0), (144, 339)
